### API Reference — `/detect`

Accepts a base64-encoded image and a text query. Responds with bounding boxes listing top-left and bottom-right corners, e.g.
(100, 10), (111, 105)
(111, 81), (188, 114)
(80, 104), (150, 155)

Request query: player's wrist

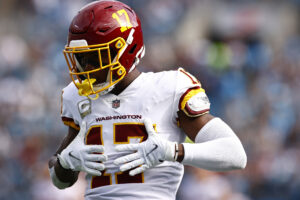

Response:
(57, 153), (71, 170)
(164, 142), (183, 162)
(57, 151), (73, 170)
(163, 141), (176, 161)
(176, 144), (184, 163)
(54, 156), (79, 184)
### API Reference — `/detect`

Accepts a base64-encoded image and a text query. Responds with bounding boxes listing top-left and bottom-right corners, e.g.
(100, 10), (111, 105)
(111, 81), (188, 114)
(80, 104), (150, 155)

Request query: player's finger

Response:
(114, 152), (140, 165)
(85, 145), (105, 153)
(84, 167), (102, 176)
(86, 154), (107, 162)
(120, 158), (144, 172)
(85, 161), (105, 171)
(143, 118), (155, 135)
(129, 165), (148, 176)
(115, 144), (139, 152)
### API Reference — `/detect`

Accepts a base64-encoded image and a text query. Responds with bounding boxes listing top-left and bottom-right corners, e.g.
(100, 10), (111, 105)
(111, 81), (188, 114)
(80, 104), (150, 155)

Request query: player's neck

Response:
(110, 68), (141, 96)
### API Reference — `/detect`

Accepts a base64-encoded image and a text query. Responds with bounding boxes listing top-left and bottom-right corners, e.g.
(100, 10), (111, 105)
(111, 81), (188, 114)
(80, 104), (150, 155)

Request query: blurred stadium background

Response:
(0, 0), (300, 199)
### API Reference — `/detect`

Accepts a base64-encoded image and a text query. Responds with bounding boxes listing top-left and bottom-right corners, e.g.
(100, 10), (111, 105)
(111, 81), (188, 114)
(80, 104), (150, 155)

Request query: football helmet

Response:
(63, 0), (144, 99)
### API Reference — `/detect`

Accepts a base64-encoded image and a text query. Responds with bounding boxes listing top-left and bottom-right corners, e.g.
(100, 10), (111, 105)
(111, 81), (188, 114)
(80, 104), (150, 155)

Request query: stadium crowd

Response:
(0, 0), (299, 199)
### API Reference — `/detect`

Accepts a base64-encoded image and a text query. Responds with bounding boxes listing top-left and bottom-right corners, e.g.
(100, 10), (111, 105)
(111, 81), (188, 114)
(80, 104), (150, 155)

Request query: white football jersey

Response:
(61, 68), (210, 200)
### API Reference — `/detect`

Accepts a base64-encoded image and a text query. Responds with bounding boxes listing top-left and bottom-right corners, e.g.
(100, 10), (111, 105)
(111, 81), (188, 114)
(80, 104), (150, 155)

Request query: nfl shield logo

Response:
(112, 99), (120, 108)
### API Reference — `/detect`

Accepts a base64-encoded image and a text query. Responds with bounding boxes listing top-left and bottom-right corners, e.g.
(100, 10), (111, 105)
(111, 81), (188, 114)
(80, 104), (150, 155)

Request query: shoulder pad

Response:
(179, 87), (210, 117)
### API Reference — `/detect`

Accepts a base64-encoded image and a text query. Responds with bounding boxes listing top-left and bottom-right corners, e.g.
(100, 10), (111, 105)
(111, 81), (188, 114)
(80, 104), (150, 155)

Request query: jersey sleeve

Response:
(174, 68), (210, 117)
(60, 88), (80, 131)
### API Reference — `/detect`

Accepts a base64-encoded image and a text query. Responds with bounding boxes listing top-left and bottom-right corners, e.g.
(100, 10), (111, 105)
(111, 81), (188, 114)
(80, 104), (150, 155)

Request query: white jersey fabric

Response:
(61, 68), (208, 200)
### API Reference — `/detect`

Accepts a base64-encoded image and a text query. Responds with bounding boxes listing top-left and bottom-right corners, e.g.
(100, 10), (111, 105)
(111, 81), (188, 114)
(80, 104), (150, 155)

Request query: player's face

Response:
(75, 50), (111, 84)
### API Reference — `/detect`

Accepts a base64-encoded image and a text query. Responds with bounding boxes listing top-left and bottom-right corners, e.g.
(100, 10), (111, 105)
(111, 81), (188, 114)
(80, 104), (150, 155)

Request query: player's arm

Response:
(114, 68), (246, 174)
(48, 127), (80, 189)
(114, 115), (246, 175)
(174, 69), (246, 170)
(177, 111), (247, 171)
(49, 122), (107, 189)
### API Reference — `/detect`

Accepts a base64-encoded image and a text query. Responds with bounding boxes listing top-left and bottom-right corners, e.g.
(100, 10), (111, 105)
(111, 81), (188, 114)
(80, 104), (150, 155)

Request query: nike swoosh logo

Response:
(69, 151), (80, 161)
(146, 144), (158, 157)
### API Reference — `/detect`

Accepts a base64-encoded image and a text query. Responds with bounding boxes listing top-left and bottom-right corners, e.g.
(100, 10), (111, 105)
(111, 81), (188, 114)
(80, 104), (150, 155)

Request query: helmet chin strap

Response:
(93, 79), (115, 96)
(94, 67), (116, 96)
(98, 85), (115, 96)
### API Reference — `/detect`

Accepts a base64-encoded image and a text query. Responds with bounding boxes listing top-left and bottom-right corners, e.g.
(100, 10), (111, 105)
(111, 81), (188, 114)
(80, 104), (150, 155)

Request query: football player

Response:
(48, 1), (247, 199)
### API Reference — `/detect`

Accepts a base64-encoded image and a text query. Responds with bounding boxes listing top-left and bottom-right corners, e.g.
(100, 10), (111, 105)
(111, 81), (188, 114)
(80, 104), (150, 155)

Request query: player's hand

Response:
(57, 121), (107, 176)
(114, 118), (177, 176)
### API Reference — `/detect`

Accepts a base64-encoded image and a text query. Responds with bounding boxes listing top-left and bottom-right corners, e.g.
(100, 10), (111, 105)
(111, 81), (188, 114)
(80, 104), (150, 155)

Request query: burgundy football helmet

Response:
(63, 0), (144, 98)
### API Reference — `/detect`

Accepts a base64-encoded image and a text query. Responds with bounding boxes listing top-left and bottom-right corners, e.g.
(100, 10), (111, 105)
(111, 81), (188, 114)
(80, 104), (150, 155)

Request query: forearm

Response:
(178, 118), (247, 171)
(180, 137), (246, 171)
(48, 156), (79, 189)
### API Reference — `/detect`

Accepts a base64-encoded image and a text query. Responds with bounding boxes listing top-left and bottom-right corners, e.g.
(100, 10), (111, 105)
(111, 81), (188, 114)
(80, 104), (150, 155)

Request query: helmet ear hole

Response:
(129, 44), (137, 54)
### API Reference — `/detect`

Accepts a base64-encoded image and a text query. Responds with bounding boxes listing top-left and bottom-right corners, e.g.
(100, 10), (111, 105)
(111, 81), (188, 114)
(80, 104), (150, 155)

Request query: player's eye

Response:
(75, 51), (100, 71)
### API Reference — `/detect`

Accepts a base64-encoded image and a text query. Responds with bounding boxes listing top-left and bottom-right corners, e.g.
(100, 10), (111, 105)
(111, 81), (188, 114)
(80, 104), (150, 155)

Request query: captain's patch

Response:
(78, 99), (91, 118)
